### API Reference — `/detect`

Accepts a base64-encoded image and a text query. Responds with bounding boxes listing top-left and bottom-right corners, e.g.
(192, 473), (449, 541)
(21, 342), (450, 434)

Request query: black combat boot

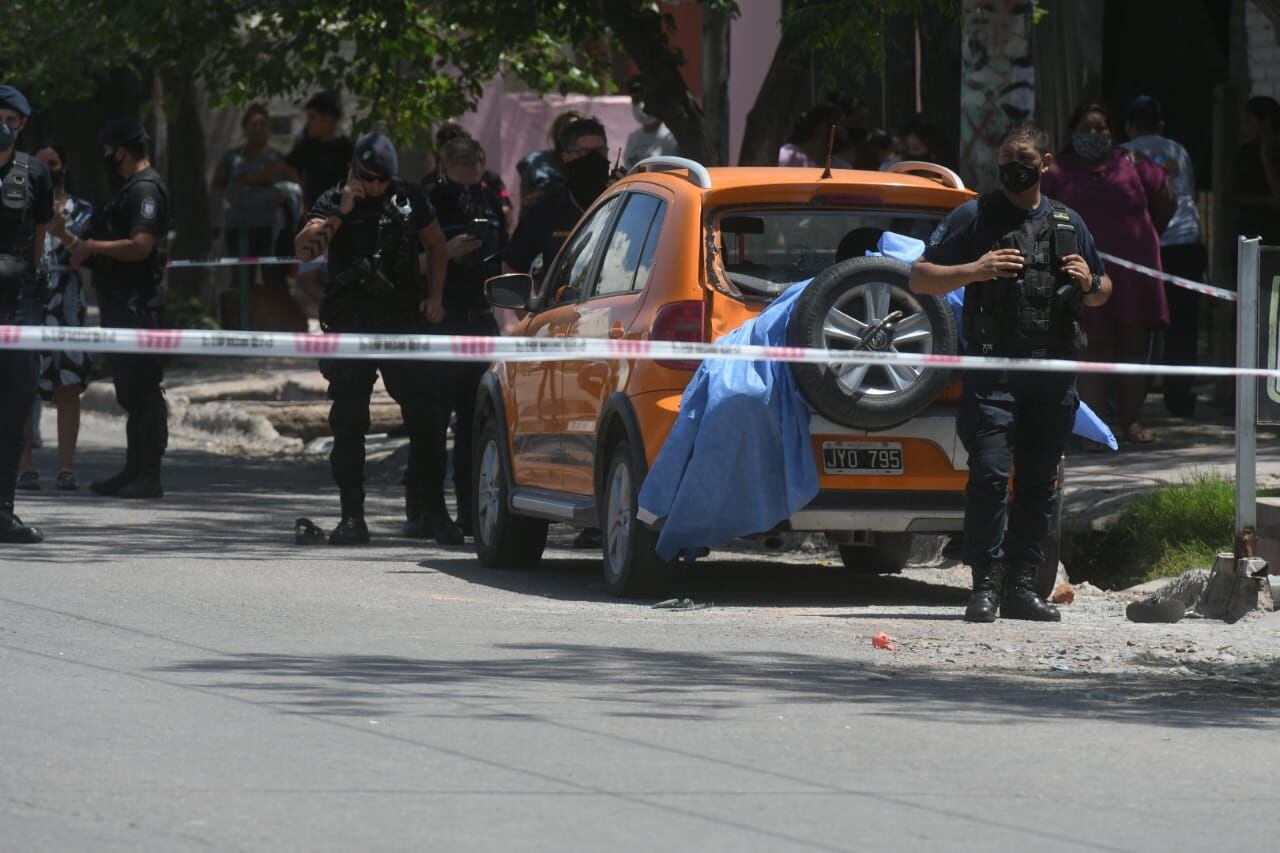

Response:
(423, 510), (465, 546)
(1001, 562), (1061, 622)
(90, 447), (138, 496)
(0, 504), (43, 544)
(964, 562), (1004, 623)
(117, 472), (164, 500)
(330, 487), (370, 545)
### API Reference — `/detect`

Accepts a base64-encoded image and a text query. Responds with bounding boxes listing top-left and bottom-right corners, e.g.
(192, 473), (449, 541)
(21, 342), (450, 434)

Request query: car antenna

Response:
(820, 125), (836, 180)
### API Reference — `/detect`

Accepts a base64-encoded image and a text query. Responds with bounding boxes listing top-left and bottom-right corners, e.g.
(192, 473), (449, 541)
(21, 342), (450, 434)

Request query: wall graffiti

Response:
(960, 0), (1035, 191)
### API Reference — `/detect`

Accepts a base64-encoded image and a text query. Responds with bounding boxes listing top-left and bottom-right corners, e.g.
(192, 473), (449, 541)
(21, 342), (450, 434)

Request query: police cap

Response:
(354, 132), (398, 180)
(99, 118), (149, 148)
(0, 85), (32, 118)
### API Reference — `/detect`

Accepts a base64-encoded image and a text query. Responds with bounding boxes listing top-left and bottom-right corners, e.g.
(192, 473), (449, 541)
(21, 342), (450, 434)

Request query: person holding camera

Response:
(294, 132), (460, 546)
(423, 137), (507, 539)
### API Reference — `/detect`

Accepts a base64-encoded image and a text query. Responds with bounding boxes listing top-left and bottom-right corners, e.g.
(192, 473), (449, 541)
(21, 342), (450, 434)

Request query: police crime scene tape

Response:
(0, 324), (1275, 380)
(1097, 251), (1238, 303)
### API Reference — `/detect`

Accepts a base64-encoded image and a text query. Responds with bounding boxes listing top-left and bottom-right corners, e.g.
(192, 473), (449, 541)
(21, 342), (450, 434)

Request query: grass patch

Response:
(1068, 472), (1234, 588)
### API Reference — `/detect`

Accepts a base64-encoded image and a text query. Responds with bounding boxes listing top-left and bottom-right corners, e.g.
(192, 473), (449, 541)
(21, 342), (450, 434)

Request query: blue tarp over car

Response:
(636, 234), (1116, 560)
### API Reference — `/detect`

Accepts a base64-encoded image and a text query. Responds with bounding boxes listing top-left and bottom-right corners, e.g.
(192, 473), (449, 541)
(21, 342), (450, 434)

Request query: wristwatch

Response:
(1087, 273), (1102, 294)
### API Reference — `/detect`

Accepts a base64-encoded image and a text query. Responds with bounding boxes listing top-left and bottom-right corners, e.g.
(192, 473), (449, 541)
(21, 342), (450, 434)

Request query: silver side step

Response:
(510, 488), (596, 526)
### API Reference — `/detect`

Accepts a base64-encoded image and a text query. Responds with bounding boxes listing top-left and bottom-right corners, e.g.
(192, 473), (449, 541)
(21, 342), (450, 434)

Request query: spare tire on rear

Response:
(787, 256), (958, 432)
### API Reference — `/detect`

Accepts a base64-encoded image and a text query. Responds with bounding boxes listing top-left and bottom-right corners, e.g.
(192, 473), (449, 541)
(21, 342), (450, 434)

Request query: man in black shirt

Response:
(71, 119), (171, 500)
(284, 92), (353, 307)
(294, 132), (460, 546)
(0, 84), (53, 543)
(426, 137), (507, 537)
(909, 122), (1111, 623)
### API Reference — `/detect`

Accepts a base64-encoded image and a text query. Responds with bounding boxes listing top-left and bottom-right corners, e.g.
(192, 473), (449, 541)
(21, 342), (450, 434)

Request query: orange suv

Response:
(475, 158), (1062, 597)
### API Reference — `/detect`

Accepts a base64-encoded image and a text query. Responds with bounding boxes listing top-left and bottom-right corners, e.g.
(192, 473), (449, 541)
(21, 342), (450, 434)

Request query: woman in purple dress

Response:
(1042, 103), (1174, 444)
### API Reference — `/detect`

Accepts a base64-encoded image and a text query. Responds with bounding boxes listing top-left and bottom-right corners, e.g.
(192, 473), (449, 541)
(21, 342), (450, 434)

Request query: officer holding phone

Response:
(424, 136), (507, 538)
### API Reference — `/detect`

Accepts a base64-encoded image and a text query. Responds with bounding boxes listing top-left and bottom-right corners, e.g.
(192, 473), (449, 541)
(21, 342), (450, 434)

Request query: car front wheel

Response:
(601, 440), (673, 597)
(474, 417), (549, 569)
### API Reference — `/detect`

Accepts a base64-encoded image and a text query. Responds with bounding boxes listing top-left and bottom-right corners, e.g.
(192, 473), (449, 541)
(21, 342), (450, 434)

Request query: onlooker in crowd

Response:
(1123, 95), (1206, 418)
(431, 122), (512, 231)
(623, 76), (678, 170)
(779, 103), (850, 168)
(1226, 95), (1280, 245)
(1042, 102), (1176, 445)
(284, 92), (352, 306)
(830, 92), (871, 165)
(900, 113), (952, 167)
(426, 136), (508, 538)
(516, 110), (584, 216)
(866, 129), (901, 171)
(211, 103), (290, 326)
(17, 141), (92, 492)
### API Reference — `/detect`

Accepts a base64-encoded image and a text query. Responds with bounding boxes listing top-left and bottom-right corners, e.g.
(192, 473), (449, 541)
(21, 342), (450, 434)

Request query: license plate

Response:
(821, 441), (904, 476)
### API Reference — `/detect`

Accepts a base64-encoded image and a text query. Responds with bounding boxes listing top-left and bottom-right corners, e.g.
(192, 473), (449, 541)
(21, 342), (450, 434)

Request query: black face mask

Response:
(50, 169), (65, 189)
(102, 150), (122, 183)
(999, 159), (1041, 194)
(564, 150), (610, 205)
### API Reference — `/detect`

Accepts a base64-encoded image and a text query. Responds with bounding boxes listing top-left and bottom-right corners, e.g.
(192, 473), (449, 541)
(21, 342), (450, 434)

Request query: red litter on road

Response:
(872, 632), (895, 651)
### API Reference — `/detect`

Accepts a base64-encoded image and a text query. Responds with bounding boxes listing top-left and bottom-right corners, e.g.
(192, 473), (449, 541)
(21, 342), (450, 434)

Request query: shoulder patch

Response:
(141, 197), (157, 220)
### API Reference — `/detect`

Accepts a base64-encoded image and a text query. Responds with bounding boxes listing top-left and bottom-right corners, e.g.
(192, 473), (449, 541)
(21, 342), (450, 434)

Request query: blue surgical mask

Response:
(1072, 132), (1112, 161)
(0, 123), (16, 153)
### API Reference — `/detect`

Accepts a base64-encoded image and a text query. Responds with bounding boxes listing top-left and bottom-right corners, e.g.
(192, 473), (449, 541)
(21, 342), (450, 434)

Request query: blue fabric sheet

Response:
(636, 232), (1116, 560)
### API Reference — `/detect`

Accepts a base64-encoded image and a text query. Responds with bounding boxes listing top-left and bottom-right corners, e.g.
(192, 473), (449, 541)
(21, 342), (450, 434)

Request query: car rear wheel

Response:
(474, 417), (548, 569)
(601, 440), (673, 597)
(787, 257), (957, 431)
(837, 533), (913, 574)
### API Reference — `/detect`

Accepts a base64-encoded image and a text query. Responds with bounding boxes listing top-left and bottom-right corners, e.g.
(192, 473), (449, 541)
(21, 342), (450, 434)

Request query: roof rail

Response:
(886, 160), (966, 190)
(628, 156), (713, 190)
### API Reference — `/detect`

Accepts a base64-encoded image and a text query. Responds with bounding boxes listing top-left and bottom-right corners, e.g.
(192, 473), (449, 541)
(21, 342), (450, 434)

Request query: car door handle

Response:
(608, 322), (625, 339)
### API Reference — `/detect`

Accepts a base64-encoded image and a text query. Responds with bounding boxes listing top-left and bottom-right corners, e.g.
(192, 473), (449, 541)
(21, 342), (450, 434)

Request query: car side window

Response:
(539, 195), (621, 303)
(592, 193), (667, 297)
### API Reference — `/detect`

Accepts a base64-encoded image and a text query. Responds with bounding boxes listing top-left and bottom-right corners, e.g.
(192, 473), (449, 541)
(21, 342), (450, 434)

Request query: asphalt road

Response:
(3, 419), (1279, 852)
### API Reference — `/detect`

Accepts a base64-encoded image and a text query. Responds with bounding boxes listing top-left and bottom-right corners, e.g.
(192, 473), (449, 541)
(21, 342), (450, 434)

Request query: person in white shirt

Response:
(623, 77), (678, 170)
(1122, 95), (1205, 418)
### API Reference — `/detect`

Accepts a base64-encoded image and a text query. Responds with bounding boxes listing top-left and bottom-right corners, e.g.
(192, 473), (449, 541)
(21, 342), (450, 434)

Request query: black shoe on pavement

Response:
(117, 477), (164, 500)
(964, 562), (1003, 623)
(329, 516), (370, 545)
(295, 517), (327, 546)
(90, 470), (134, 496)
(425, 512), (465, 546)
(573, 527), (603, 549)
(1001, 563), (1061, 622)
(17, 470), (39, 491)
(0, 509), (43, 544)
(401, 516), (428, 539)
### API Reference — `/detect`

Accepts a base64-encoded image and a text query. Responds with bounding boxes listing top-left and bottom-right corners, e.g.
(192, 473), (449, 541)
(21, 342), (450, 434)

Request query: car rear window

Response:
(717, 209), (942, 298)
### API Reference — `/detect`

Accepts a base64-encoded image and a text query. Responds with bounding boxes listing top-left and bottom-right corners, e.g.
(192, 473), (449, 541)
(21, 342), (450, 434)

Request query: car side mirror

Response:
(485, 273), (533, 310)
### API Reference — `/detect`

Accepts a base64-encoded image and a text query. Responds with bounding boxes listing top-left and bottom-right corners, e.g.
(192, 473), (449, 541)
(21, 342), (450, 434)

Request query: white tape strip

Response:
(0, 324), (1272, 380)
(1099, 251), (1238, 303)
(166, 256), (298, 268)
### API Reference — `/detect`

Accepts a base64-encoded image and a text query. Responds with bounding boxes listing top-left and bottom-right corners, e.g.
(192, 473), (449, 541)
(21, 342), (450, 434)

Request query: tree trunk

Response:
(162, 70), (214, 304)
(701, 5), (732, 165)
(958, 0), (1034, 191)
(737, 25), (809, 166)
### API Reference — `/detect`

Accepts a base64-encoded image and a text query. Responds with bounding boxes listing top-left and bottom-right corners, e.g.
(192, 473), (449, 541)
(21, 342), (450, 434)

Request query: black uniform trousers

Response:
(0, 305), (36, 508)
(433, 309), (499, 523)
(1159, 243), (1206, 409)
(320, 347), (456, 517)
(958, 369), (1078, 570)
(100, 298), (168, 479)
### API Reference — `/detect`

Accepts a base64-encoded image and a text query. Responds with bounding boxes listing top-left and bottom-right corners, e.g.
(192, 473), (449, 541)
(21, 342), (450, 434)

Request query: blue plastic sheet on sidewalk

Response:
(636, 232), (1117, 560)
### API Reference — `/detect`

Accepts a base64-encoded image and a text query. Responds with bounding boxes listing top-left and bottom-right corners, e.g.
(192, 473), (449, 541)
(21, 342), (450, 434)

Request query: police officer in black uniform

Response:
(295, 132), (462, 546)
(0, 84), (53, 543)
(909, 122), (1112, 623)
(426, 137), (507, 537)
(72, 119), (171, 500)
(503, 117), (613, 549)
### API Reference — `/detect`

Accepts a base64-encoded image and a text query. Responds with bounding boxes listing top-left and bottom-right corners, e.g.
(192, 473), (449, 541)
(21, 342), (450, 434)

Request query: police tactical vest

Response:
(0, 152), (34, 274)
(97, 171), (171, 292)
(320, 190), (424, 332)
(963, 194), (1087, 358)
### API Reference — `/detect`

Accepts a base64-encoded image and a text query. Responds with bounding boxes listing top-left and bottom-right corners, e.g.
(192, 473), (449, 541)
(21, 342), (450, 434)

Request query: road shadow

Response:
(155, 641), (1280, 730)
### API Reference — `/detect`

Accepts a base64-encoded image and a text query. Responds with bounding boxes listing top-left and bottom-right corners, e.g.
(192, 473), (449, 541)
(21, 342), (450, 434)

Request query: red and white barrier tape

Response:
(165, 256), (299, 268)
(0, 324), (1271, 379)
(1098, 251), (1238, 303)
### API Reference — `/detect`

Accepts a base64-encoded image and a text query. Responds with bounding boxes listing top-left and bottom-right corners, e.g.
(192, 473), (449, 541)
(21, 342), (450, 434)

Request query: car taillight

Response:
(651, 300), (705, 370)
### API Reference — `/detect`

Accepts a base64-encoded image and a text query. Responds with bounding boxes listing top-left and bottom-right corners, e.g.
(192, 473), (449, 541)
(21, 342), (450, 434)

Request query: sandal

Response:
(55, 471), (79, 491)
(1124, 424), (1155, 444)
(16, 470), (39, 491)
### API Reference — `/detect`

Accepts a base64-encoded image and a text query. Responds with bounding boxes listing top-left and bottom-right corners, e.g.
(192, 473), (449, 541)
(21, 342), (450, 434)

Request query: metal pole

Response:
(1236, 236), (1260, 533)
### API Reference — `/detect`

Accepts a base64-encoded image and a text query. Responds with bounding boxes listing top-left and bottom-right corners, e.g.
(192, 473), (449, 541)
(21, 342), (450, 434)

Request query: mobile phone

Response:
(468, 218), (491, 240)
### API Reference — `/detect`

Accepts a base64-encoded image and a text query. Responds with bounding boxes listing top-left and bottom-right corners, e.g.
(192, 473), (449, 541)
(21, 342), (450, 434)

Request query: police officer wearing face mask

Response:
(0, 84), (54, 543)
(294, 132), (461, 546)
(425, 137), (507, 538)
(908, 122), (1113, 624)
(71, 119), (171, 500)
(504, 117), (611, 280)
